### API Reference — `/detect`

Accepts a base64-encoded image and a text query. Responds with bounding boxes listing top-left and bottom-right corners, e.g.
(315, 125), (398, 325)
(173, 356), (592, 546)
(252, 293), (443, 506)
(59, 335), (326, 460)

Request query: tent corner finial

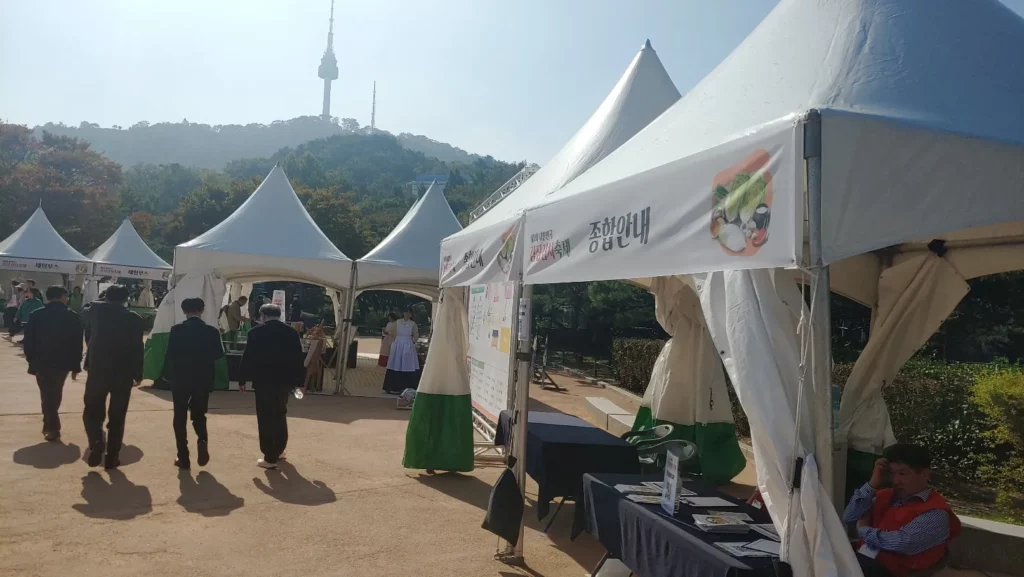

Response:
(643, 38), (653, 50)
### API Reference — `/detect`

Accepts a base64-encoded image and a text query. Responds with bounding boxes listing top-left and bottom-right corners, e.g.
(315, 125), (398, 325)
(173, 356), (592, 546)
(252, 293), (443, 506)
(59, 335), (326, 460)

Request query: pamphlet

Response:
(692, 514), (751, 534)
(615, 484), (662, 495)
(641, 481), (664, 491)
(679, 497), (736, 508)
(744, 539), (781, 556)
(708, 511), (753, 522)
(714, 542), (776, 558)
(751, 523), (780, 541)
(626, 494), (663, 505)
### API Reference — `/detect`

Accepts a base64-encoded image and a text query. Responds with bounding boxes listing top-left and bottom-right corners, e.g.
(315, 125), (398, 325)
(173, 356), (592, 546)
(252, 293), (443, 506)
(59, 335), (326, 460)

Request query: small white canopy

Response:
(356, 181), (462, 298)
(439, 40), (681, 287)
(0, 206), (92, 276)
(174, 166), (353, 291)
(89, 219), (171, 280)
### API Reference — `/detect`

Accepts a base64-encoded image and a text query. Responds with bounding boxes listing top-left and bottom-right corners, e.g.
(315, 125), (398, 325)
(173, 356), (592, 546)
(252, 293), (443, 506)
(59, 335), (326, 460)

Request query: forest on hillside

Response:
(36, 116), (482, 169)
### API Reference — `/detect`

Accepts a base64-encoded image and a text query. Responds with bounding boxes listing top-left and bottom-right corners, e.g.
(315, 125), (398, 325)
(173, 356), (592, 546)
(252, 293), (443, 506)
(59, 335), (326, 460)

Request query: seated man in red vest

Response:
(843, 443), (961, 577)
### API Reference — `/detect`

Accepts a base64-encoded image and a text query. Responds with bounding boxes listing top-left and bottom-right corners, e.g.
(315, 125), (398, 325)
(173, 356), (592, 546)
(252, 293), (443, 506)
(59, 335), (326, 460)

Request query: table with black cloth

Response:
(493, 410), (641, 519)
(573, 473), (777, 577)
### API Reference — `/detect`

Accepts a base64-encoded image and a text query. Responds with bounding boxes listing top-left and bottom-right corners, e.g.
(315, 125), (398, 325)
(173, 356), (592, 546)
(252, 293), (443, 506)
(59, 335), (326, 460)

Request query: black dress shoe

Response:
(197, 441), (209, 467)
(104, 456), (120, 470)
(174, 458), (191, 470)
(86, 445), (104, 467)
(43, 431), (60, 442)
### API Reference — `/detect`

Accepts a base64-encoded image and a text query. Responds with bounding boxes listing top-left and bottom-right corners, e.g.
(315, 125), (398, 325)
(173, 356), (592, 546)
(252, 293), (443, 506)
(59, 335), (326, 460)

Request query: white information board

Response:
(467, 281), (516, 421)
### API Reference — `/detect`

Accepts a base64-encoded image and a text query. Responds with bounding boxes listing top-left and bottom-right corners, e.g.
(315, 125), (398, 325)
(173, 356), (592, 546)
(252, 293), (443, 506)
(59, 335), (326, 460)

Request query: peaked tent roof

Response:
(174, 166), (353, 290)
(453, 39), (681, 235)
(357, 181), (462, 293)
(548, 0), (1024, 265)
(89, 219), (171, 276)
(0, 206), (92, 274)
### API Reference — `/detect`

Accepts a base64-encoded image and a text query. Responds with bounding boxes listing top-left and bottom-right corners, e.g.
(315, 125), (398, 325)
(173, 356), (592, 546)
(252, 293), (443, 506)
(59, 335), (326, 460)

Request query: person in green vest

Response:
(11, 288), (44, 338)
(68, 286), (84, 313)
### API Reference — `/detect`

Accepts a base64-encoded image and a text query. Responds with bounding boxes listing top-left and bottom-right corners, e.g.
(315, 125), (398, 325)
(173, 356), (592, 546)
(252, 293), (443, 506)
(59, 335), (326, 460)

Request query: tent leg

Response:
(337, 266), (358, 395)
(503, 281), (533, 562)
(805, 112), (839, 505)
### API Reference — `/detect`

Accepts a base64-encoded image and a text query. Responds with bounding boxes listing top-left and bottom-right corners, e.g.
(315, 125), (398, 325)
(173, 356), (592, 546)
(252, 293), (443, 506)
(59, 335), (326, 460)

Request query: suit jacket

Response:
(83, 302), (144, 383)
(23, 302), (84, 374)
(164, 316), (224, 392)
(239, 319), (303, 391)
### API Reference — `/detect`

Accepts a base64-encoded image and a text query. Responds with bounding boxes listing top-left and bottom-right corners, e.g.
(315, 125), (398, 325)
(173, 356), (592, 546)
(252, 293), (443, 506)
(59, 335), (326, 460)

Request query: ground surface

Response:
(0, 338), (1005, 577)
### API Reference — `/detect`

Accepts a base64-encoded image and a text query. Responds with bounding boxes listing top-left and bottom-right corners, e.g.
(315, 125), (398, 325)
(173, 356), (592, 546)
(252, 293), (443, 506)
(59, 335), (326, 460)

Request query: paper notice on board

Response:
(517, 297), (531, 341)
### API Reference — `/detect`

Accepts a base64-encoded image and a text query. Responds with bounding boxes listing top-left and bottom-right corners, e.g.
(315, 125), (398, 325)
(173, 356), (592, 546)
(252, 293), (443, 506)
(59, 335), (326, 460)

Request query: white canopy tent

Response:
(441, 0), (1024, 574)
(439, 39), (681, 286)
(356, 180), (462, 300)
(88, 218), (172, 281)
(0, 206), (93, 277)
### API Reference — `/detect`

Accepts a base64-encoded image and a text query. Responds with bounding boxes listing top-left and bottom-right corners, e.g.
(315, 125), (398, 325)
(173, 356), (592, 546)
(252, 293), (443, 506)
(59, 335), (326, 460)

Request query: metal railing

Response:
(468, 163), (540, 223)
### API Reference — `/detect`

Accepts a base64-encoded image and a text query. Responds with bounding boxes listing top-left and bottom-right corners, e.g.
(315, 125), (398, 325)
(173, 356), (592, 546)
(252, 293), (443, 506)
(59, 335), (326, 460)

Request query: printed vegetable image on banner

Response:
(522, 117), (802, 286)
(710, 150), (773, 256)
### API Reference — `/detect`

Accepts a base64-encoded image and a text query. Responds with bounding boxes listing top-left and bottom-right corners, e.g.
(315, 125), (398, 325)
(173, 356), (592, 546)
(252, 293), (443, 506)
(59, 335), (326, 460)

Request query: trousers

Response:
(172, 387), (210, 459)
(3, 307), (15, 331)
(35, 369), (69, 434)
(83, 376), (133, 458)
(255, 387), (289, 463)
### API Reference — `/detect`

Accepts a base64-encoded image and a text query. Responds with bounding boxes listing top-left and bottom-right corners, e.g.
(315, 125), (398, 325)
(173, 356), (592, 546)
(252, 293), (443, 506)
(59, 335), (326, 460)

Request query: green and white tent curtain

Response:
(632, 275), (746, 484)
(836, 253), (968, 498)
(403, 287), (474, 472)
(143, 272), (229, 389)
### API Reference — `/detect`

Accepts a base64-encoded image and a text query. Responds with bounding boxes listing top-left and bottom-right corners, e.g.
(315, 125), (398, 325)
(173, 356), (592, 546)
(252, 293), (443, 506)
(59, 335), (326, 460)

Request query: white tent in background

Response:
(356, 181), (462, 300)
(439, 39), (681, 286)
(89, 219), (171, 280)
(0, 206), (93, 276)
(463, 0), (1024, 574)
(174, 166), (353, 290)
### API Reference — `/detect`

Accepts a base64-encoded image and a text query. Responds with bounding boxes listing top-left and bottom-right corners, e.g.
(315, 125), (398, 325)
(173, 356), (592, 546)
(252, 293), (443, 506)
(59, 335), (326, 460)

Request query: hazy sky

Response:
(3, 0), (1023, 163)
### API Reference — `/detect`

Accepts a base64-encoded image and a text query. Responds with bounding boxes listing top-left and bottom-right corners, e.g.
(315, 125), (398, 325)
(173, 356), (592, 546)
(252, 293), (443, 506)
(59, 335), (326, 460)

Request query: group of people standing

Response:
(16, 285), (306, 471)
(379, 309), (421, 395)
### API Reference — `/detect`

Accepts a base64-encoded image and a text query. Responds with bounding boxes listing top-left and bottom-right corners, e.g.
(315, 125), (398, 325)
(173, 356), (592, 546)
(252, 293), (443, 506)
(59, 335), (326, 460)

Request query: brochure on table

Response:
(467, 281), (516, 421)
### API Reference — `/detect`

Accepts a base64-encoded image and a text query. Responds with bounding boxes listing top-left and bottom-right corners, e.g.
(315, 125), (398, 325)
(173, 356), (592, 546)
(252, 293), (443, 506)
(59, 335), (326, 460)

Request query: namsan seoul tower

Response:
(317, 0), (339, 121)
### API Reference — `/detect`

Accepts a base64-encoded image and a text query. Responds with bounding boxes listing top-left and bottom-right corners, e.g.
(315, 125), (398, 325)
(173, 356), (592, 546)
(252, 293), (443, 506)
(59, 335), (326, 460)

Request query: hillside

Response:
(35, 116), (484, 170)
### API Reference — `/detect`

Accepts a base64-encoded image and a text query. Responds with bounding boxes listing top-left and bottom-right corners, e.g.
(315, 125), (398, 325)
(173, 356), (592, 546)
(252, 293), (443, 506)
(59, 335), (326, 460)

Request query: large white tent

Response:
(356, 181), (462, 300)
(174, 165), (353, 291)
(440, 0), (1024, 574)
(88, 219), (171, 281)
(0, 206), (93, 277)
(439, 39), (681, 286)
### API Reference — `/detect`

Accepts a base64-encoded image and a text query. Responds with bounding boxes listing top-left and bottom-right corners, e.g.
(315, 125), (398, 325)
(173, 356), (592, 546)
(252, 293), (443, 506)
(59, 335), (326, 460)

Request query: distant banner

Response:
(0, 257), (92, 276)
(92, 264), (172, 281)
(523, 118), (802, 285)
(439, 217), (524, 287)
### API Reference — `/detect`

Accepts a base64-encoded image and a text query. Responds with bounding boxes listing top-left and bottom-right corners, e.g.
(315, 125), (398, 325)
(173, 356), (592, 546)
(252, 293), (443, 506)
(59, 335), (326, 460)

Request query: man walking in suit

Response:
(163, 297), (224, 469)
(240, 304), (304, 469)
(81, 285), (144, 469)
(22, 286), (84, 441)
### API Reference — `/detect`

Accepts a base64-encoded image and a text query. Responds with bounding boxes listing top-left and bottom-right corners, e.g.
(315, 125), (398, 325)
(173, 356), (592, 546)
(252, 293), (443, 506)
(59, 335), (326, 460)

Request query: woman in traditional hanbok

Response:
(383, 309), (420, 394)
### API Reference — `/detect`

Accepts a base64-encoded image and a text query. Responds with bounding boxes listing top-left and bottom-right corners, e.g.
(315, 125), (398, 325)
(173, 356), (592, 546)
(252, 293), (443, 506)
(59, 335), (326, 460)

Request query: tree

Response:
(340, 118), (360, 132)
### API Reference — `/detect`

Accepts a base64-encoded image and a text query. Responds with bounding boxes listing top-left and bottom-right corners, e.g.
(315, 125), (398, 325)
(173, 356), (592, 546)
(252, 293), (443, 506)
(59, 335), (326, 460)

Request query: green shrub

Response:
(972, 369), (1024, 511)
(611, 338), (665, 396)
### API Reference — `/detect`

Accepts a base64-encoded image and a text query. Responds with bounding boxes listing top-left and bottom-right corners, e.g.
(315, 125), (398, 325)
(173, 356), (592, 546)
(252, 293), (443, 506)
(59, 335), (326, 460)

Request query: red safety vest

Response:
(859, 488), (961, 577)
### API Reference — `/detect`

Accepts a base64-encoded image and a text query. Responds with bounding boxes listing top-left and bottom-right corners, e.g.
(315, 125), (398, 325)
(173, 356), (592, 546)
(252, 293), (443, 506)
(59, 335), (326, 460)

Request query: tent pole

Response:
(337, 264), (357, 394)
(805, 111), (839, 505)
(504, 279), (532, 563)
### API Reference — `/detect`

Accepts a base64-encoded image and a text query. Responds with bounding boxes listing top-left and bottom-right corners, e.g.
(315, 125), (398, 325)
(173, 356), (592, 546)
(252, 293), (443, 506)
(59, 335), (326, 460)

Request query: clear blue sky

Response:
(2, 0), (1023, 163)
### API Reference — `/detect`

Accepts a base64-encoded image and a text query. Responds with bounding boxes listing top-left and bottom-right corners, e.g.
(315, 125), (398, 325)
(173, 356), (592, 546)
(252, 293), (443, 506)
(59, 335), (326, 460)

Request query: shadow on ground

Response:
(252, 460), (336, 506)
(138, 386), (411, 425)
(177, 470), (245, 517)
(13, 441), (81, 469)
(71, 470), (153, 520)
(413, 472), (494, 510)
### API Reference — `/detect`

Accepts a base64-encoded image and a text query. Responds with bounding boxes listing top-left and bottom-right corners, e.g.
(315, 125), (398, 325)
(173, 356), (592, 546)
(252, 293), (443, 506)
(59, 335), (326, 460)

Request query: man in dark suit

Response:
(163, 297), (224, 469)
(240, 304), (304, 469)
(81, 285), (144, 469)
(22, 285), (84, 442)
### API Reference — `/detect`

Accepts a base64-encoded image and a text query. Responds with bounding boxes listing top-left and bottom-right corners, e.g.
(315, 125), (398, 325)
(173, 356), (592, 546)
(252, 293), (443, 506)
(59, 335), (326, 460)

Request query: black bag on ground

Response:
(482, 460), (524, 546)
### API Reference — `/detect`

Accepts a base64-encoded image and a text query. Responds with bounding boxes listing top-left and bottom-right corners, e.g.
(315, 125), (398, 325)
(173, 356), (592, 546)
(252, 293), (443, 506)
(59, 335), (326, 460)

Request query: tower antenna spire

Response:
(371, 81), (377, 131)
(317, 0), (339, 121)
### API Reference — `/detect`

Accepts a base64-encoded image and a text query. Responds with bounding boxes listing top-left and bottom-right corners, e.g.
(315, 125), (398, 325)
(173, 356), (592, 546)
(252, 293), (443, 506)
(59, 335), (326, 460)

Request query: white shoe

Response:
(257, 459), (277, 469)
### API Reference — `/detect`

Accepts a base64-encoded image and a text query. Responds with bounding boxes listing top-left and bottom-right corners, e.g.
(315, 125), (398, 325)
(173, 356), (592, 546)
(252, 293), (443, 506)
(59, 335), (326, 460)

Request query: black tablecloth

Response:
(494, 411), (640, 519)
(574, 473), (777, 577)
(226, 353), (243, 383)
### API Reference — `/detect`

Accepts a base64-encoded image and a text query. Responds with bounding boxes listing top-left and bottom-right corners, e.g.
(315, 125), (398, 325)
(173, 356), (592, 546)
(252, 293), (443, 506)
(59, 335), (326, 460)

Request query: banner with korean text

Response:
(1, 257), (92, 276)
(523, 118), (802, 285)
(439, 217), (524, 288)
(92, 263), (172, 281)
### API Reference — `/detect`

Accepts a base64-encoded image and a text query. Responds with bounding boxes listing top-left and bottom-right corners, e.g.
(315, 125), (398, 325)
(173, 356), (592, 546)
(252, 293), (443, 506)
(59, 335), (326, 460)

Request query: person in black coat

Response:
(81, 285), (144, 469)
(22, 285), (84, 442)
(239, 303), (305, 469)
(163, 297), (224, 469)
